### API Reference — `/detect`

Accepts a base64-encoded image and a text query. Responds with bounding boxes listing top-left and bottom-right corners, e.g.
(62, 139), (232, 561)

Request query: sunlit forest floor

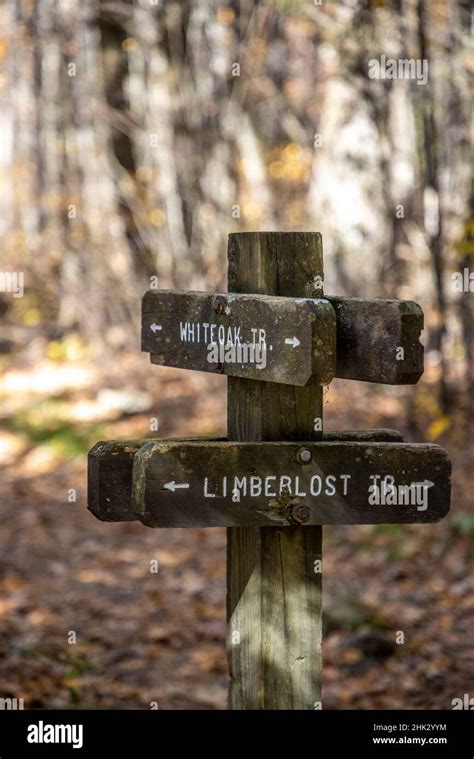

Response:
(0, 343), (472, 709)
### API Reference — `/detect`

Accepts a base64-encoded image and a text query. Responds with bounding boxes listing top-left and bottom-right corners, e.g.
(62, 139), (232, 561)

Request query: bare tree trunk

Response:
(417, 0), (450, 408)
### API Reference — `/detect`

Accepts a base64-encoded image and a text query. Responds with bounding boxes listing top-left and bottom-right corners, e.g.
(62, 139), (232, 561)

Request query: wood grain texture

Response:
(226, 231), (323, 710)
(143, 290), (336, 386)
(87, 429), (406, 523)
(88, 437), (224, 522)
(329, 296), (424, 384)
(132, 440), (451, 527)
(88, 440), (146, 522)
(323, 428), (406, 443)
(143, 291), (423, 387)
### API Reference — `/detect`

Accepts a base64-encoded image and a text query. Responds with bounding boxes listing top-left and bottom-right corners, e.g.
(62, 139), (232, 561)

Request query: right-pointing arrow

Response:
(285, 337), (300, 348)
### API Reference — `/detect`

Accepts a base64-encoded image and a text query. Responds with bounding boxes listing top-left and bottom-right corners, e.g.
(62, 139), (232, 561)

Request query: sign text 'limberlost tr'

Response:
(87, 231), (451, 711)
(131, 440), (450, 528)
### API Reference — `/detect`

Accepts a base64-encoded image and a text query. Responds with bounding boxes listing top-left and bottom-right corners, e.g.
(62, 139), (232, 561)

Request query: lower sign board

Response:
(132, 440), (451, 528)
(142, 290), (336, 386)
(88, 430), (406, 523)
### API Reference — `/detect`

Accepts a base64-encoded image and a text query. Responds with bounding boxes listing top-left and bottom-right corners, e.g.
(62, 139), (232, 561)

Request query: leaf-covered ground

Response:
(0, 350), (472, 709)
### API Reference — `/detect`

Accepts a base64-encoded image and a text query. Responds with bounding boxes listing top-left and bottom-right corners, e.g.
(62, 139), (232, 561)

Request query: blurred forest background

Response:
(0, 0), (472, 709)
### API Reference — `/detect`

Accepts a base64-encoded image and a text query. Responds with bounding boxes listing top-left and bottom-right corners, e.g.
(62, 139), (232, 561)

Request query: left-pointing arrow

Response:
(150, 323), (162, 333)
(164, 481), (190, 492)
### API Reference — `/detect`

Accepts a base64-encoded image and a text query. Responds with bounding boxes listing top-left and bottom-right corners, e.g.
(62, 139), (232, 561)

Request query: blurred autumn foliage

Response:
(1, 0), (472, 392)
(0, 0), (472, 709)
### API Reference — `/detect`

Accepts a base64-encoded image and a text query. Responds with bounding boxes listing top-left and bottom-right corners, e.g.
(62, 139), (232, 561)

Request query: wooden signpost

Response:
(88, 231), (451, 710)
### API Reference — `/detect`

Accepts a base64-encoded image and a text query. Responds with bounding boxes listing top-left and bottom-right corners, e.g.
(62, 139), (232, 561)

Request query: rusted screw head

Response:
(293, 504), (310, 524)
(214, 296), (225, 314)
(296, 447), (312, 464)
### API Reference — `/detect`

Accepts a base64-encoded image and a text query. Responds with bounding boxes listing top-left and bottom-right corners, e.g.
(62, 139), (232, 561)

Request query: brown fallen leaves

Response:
(0, 352), (472, 708)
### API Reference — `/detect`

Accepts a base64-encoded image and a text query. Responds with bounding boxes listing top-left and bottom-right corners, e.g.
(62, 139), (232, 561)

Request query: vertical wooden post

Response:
(227, 232), (324, 709)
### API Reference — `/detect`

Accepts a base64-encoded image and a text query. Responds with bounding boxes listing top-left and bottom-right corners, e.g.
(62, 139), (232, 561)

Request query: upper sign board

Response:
(142, 290), (336, 386)
(329, 297), (424, 384)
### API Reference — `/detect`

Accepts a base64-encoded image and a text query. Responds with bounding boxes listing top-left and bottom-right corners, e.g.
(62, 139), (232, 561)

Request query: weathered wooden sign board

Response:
(142, 292), (424, 386)
(88, 429), (406, 523)
(132, 440), (450, 528)
(329, 296), (424, 384)
(87, 230), (451, 712)
(142, 290), (336, 385)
